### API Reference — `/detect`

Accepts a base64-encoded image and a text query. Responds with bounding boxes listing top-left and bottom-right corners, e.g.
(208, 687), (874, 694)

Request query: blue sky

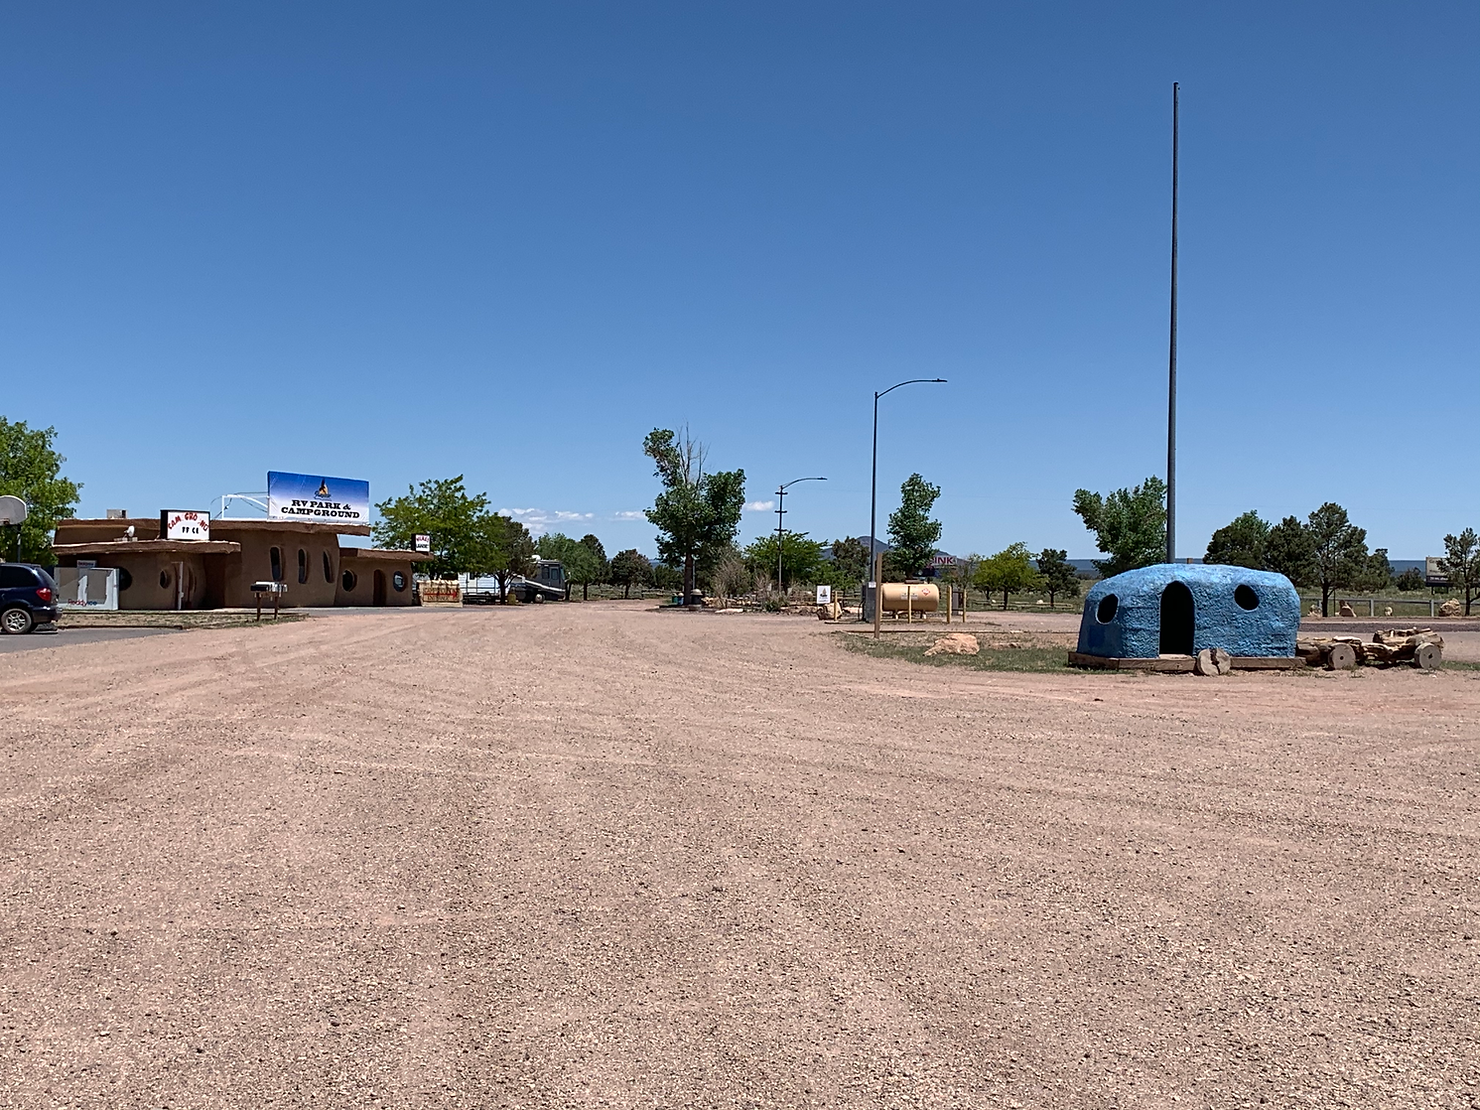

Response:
(2, 3), (1475, 558)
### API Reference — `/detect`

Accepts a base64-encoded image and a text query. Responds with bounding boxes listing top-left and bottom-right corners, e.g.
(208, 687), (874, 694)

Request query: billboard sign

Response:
(267, 472), (370, 525)
(1426, 556), (1450, 588)
(161, 510), (211, 542)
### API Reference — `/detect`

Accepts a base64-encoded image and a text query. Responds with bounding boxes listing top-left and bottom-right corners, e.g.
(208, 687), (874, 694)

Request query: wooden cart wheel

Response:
(1413, 642), (1441, 670)
(1326, 643), (1358, 671)
(1211, 647), (1233, 675)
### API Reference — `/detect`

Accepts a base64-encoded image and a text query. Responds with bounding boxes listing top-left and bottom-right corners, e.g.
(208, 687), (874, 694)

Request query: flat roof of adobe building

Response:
(53, 540), (243, 556)
(210, 519), (372, 537)
(341, 547), (433, 563)
(57, 518), (372, 538)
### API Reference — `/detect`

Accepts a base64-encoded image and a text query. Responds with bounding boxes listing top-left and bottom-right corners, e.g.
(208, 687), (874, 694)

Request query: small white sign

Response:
(815, 585), (832, 605)
(415, 534), (431, 553)
(164, 510), (211, 541)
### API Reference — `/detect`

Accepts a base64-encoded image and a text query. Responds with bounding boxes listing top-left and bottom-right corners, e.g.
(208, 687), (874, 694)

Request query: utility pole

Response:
(1166, 81), (1179, 564)
(775, 477), (826, 593)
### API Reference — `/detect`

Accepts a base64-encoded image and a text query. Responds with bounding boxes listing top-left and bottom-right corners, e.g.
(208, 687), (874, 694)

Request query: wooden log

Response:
(1375, 627), (1434, 644)
(1358, 642), (1395, 665)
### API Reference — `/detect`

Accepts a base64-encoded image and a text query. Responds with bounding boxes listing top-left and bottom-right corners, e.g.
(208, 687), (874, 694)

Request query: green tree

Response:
(608, 549), (651, 599)
(743, 533), (826, 590)
(1204, 511), (1271, 570)
(973, 542), (1042, 610)
(1265, 515), (1316, 587)
(650, 562), (683, 594)
(1394, 566), (1426, 592)
(1440, 528), (1480, 615)
(1306, 502), (1369, 617)
(1035, 548), (1081, 608)
(828, 537), (871, 585)
(486, 514), (537, 602)
(643, 428), (746, 600)
(579, 534), (609, 596)
(0, 417), (82, 563)
(374, 476), (492, 579)
(1071, 477), (1166, 577)
(536, 532), (606, 600)
(1355, 548), (1393, 594)
(886, 473), (942, 579)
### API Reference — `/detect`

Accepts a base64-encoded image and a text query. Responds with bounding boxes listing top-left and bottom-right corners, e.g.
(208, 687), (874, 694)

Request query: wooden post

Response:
(946, 585), (952, 625)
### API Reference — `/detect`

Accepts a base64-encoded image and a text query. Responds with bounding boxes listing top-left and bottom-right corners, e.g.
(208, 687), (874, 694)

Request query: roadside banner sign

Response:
(415, 534), (431, 553)
(161, 510), (211, 541)
(267, 472), (370, 525)
(816, 585), (832, 605)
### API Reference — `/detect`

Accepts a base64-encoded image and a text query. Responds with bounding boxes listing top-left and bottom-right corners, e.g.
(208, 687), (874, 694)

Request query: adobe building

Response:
(1075, 563), (1301, 660)
(51, 516), (429, 610)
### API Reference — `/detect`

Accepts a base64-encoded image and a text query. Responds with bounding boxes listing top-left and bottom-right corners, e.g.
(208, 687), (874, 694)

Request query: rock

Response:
(1196, 648), (1233, 676)
(1338, 602), (1357, 618)
(1384, 606), (1393, 617)
(1309, 605), (1321, 617)
(1439, 599), (1463, 617)
(924, 633), (980, 657)
(816, 601), (842, 620)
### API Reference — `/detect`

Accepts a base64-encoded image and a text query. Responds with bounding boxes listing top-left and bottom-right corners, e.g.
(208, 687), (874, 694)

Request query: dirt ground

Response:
(2, 603), (1477, 1109)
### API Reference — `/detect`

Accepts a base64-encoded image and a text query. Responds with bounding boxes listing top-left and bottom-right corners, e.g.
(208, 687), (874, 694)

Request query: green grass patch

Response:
(838, 633), (1079, 673)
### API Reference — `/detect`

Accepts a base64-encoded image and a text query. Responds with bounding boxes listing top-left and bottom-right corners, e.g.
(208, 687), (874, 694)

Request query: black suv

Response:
(0, 563), (59, 634)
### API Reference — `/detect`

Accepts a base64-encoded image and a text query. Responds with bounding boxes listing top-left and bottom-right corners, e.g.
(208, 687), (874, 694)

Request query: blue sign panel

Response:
(267, 471), (370, 525)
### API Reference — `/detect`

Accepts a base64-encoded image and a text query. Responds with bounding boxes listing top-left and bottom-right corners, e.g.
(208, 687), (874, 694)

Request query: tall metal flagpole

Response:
(1166, 82), (1179, 565)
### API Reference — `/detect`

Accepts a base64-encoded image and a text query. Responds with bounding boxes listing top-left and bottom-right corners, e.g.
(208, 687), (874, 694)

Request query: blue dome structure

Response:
(1076, 564), (1300, 660)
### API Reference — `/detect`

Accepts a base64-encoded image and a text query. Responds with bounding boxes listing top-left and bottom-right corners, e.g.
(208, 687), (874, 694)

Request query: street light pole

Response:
(776, 476), (826, 593)
(868, 379), (947, 615)
(1166, 81), (1179, 564)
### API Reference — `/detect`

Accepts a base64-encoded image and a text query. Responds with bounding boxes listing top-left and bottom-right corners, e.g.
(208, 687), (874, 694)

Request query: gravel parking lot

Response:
(1, 603), (1477, 1108)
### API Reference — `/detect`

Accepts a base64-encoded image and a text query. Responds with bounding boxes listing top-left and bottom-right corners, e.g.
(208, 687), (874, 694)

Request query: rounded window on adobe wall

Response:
(393, 572), (407, 591)
(159, 568), (173, 590)
(1234, 584), (1259, 610)
(342, 570), (357, 592)
(117, 567), (133, 591)
(1096, 593), (1118, 623)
